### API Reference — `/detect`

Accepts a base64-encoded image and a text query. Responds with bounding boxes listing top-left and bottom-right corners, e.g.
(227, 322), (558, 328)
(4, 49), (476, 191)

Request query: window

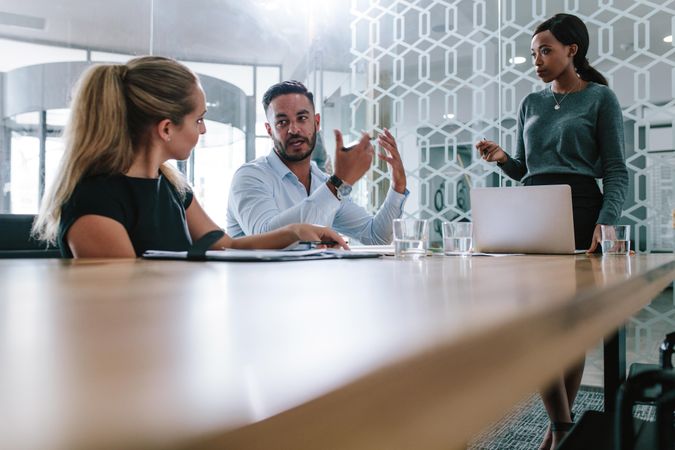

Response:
(192, 121), (246, 226)
(0, 37), (280, 217)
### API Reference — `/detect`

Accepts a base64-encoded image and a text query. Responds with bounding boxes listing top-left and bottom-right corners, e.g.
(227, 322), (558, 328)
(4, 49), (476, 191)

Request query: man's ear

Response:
(156, 119), (173, 142)
(315, 113), (321, 131)
(265, 122), (273, 137)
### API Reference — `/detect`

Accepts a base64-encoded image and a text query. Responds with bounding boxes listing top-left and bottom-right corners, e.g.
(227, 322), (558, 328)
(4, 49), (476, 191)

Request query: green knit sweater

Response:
(500, 82), (628, 224)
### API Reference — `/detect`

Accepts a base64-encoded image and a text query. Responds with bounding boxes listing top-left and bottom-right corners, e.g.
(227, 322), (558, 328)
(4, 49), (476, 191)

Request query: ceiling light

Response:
(443, 113), (455, 119)
(509, 56), (527, 65)
(665, 35), (673, 43)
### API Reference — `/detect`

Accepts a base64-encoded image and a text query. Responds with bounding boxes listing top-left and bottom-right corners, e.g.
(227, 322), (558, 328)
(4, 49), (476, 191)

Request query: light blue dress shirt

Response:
(226, 150), (408, 244)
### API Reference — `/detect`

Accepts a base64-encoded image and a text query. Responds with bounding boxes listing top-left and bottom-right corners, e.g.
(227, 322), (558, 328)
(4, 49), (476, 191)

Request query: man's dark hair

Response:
(262, 80), (315, 112)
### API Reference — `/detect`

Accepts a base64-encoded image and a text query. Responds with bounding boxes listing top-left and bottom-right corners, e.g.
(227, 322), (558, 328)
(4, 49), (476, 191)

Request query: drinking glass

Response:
(600, 224), (631, 255)
(393, 219), (428, 259)
(442, 222), (473, 256)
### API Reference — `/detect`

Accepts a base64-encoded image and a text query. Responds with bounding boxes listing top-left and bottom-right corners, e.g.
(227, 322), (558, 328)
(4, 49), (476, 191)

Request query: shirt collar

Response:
(266, 148), (324, 181)
(266, 149), (294, 179)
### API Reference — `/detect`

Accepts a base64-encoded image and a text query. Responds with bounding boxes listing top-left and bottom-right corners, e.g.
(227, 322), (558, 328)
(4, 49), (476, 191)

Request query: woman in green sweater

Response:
(476, 13), (628, 449)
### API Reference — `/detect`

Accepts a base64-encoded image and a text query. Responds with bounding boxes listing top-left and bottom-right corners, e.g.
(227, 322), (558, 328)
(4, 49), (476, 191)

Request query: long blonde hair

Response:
(33, 56), (199, 244)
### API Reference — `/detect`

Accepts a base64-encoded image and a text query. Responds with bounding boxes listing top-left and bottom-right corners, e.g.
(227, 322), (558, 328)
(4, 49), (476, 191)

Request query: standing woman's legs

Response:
(538, 358), (585, 449)
(527, 175), (601, 449)
(563, 359), (585, 409)
(539, 376), (573, 449)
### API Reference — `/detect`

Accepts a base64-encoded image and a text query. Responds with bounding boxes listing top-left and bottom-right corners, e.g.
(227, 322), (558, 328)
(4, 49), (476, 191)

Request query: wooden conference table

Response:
(1, 253), (674, 450)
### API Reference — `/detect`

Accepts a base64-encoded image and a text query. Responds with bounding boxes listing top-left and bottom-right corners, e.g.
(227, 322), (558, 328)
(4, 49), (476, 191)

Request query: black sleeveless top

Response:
(59, 174), (194, 258)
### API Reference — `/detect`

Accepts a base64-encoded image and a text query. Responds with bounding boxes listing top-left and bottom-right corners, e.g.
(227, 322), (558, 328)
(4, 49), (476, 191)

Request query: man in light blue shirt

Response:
(227, 81), (408, 244)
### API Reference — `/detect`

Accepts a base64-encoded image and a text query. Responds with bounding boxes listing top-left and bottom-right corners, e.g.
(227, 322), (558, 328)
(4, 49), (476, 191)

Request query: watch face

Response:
(337, 183), (352, 199)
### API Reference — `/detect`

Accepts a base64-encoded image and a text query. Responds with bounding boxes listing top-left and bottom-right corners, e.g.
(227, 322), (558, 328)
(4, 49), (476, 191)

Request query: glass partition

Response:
(0, 0), (673, 248)
(8, 112), (40, 213)
(192, 120), (246, 226)
(351, 0), (675, 251)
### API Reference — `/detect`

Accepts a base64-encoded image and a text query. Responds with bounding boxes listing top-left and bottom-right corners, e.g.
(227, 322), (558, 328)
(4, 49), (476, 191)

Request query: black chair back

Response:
(0, 214), (61, 258)
(615, 369), (675, 450)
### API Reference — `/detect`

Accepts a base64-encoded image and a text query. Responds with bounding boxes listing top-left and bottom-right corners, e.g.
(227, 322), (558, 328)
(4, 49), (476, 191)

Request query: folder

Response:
(143, 248), (381, 262)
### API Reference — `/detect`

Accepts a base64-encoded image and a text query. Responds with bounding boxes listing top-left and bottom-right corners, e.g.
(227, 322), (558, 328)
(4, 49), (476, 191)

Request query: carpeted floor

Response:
(470, 287), (670, 449)
(469, 387), (655, 450)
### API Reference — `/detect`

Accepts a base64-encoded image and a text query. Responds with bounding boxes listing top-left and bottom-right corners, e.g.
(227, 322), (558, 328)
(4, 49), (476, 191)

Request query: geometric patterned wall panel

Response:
(603, 0), (675, 252)
(351, 0), (507, 244)
(351, 0), (675, 250)
(351, 0), (675, 365)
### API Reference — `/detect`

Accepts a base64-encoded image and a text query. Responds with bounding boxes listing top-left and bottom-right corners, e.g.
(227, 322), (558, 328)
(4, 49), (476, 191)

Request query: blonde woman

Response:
(33, 56), (345, 258)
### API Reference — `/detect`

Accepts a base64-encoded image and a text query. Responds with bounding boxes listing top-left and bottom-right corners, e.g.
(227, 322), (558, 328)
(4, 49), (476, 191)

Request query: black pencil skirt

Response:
(524, 173), (603, 250)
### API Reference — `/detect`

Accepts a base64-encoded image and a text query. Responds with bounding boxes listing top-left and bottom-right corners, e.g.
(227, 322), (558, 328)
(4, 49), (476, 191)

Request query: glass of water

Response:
(600, 224), (631, 255)
(442, 222), (473, 256)
(393, 218), (428, 259)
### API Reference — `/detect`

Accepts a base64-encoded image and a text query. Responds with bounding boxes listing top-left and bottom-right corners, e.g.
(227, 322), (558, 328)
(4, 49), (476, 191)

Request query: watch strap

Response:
(328, 174), (343, 188)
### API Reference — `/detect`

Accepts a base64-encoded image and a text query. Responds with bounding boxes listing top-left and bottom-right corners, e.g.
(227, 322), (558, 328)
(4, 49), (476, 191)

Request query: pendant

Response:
(554, 104), (560, 110)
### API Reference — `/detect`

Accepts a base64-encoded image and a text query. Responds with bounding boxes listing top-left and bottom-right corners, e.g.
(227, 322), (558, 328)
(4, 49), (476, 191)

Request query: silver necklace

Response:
(551, 79), (581, 110)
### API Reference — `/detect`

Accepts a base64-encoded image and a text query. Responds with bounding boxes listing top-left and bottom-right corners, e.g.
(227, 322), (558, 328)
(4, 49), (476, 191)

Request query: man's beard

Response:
(273, 130), (317, 162)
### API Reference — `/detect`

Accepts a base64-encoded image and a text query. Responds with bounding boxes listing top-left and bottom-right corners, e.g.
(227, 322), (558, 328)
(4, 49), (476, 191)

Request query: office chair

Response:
(627, 331), (675, 402)
(558, 332), (675, 450)
(615, 368), (675, 450)
(0, 214), (61, 258)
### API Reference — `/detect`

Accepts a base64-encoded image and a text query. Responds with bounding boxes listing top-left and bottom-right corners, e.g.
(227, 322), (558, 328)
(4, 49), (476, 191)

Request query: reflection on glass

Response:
(9, 112), (40, 213)
(255, 66), (281, 138)
(10, 133), (39, 213)
(601, 255), (633, 281)
(186, 62), (254, 95)
(256, 137), (271, 160)
(45, 109), (69, 191)
(45, 138), (65, 196)
(7, 110), (69, 214)
(192, 120), (245, 227)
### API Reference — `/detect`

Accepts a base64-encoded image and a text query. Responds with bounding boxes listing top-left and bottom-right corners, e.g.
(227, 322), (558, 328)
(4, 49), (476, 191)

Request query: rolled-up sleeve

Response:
(333, 188), (408, 245)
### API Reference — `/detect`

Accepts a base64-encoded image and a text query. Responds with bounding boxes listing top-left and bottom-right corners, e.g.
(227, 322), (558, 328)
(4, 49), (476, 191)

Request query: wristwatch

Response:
(328, 174), (352, 200)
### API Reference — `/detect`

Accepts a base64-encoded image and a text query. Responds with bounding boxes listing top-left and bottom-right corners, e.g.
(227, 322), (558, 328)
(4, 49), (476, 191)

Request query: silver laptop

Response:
(470, 185), (580, 254)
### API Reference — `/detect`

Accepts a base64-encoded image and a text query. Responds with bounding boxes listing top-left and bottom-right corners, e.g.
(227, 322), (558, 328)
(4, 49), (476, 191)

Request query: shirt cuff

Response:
(497, 154), (511, 168)
(384, 187), (409, 210)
